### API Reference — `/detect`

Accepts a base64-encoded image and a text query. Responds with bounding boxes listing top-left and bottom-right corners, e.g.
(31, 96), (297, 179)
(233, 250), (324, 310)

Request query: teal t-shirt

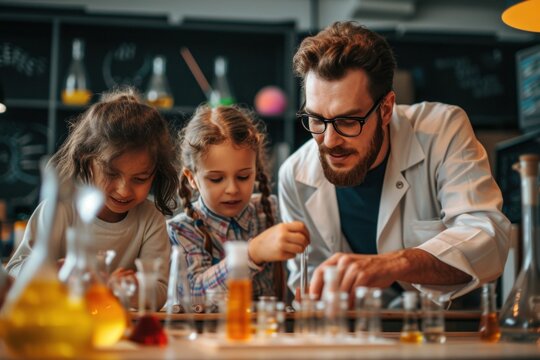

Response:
(336, 154), (389, 254)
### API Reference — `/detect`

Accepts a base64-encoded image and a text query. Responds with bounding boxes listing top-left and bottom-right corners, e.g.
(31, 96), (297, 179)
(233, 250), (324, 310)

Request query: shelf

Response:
(4, 99), (50, 110)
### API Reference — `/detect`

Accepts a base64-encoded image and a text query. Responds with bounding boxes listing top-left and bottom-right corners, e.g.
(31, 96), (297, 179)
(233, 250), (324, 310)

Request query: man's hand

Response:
(309, 251), (407, 301)
(309, 248), (472, 301)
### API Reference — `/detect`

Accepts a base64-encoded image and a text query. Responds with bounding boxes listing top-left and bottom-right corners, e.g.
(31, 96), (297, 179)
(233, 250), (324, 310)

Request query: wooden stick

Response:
(180, 47), (212, 96)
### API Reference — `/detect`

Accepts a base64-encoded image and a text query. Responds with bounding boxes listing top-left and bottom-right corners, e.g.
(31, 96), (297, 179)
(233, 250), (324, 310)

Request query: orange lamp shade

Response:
(501, 0), (540, 32)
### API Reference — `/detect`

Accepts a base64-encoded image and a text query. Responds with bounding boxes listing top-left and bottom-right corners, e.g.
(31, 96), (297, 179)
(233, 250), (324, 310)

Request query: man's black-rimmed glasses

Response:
(296, 95), (385, 137)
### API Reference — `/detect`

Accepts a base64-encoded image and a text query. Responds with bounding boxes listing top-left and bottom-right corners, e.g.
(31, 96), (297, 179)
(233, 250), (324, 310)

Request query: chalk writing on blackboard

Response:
(0, 42), (47, 77)
(434, 50), (504, 99)
(0, 121), (48, 186)
(102, 42), (151, 88)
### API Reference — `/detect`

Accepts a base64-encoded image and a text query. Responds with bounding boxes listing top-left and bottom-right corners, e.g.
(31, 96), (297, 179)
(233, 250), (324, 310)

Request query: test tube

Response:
(300, 245), (310, 299)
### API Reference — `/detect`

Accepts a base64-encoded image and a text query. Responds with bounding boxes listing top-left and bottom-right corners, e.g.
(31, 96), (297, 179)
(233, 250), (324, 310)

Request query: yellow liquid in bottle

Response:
(2, 279), (93, 358)
(146, 96), (174, 109)
(61, 89), (92, 106)
(85, 283), (127, 347)
(226, 279), (252, 341)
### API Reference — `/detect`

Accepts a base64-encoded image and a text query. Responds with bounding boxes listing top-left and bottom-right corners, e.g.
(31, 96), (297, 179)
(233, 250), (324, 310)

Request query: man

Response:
(278, 21), (510, 306)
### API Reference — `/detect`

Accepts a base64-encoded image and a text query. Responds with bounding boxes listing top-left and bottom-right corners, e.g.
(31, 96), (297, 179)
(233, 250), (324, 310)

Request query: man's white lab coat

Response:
(278, 102), (511, 299)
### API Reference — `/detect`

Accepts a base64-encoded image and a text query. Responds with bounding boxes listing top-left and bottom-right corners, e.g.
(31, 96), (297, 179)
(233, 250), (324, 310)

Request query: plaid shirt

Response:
(167, 193), (280, 306)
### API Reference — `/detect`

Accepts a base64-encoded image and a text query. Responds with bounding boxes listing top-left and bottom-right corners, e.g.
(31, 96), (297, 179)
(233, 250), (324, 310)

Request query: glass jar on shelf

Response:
(144, 55), (174, 109)
(62, 38), (92, 106)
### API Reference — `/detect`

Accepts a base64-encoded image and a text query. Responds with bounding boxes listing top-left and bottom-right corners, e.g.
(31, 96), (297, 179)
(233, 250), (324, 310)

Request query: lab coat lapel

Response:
(377, 108), (425, 251)
(295, 144), (340, 251)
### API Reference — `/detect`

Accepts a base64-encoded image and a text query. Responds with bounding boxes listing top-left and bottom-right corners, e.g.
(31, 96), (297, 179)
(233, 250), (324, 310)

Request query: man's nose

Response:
(323, 123), (344, 149)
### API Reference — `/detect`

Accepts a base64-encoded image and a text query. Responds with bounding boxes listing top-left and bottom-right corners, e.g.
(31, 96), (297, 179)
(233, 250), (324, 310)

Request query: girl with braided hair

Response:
(167, 104), (309, 307)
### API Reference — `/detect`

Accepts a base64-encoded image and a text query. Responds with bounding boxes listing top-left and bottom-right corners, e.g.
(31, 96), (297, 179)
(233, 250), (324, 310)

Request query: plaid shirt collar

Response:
(197, 198), (253, 239)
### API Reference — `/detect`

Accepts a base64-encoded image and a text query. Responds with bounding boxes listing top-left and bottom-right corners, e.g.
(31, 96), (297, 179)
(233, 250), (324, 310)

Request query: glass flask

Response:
(355, 287), (382, 342)
(164, 245), (196, 340)
(130, 258), (168, 346)
(144, 55), (174, 109)
(225, 241), (252, 341)
(0, 165), (93, 358)
(209, 56), (235, 107)
(499, 154), (540, 342)
(479, 282), (500, 342)
(400, 291), (423, 343)
(421, 291), (446, 344)
(68, 184), (127, 348)
(62, 38), (92, 106)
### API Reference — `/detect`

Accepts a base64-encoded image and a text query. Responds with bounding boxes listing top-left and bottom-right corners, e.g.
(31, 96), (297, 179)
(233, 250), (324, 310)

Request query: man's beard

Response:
(319, 116), (384, 187)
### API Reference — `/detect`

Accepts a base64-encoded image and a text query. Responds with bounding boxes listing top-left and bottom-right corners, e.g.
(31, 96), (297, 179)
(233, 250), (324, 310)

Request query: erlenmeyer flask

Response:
(499, 154), (540, 342)
(130, 258), (168, 346)
(144, 55), (174, 109)
(73, 184), (127, 348)
(209, 56), (235, 107)
(62, 38), (92, 106)
(165, 245), (196, 340)
(0, 164), (93, 358)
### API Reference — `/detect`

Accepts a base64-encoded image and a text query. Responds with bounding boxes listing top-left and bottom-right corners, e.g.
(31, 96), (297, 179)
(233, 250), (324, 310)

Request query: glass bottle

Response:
(479, 282), (500, 342)
(225, 241), (252, 341)
(500, 154), (540, 342)
(62, 38), (92, 106)
(144, 55), (174, 109)
(0, 165), (93, 358)
(130, 258), (168, 346)
(400, 291), (423, 343)
(209, 56), (235, 107)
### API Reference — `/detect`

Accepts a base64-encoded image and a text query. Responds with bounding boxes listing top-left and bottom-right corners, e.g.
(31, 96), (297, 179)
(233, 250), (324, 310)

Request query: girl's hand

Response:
(248, 221), (309, 265)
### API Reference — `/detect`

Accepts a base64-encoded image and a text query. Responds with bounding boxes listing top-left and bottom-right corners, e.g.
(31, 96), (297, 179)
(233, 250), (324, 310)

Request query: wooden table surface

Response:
(2, 332), (537, 360)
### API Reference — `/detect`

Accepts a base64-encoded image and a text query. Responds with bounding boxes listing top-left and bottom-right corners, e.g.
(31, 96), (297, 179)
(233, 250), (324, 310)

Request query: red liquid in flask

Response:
(129, 314), (168, 346)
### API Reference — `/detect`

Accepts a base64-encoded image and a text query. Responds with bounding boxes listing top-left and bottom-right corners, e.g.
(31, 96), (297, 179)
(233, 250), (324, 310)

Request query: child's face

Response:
(186, 141), (256, 218)
(91, 148), (155, 222)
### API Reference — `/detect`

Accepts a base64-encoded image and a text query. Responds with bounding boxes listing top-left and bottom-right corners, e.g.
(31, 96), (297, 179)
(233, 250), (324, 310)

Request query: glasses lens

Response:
(334, 118), (362, 137)
(300, 115), (325, 134)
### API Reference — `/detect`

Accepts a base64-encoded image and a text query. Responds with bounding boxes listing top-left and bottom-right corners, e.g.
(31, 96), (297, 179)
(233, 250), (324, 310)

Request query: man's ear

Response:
(183, 168), (198, 190)
(381, 91), (395, 127)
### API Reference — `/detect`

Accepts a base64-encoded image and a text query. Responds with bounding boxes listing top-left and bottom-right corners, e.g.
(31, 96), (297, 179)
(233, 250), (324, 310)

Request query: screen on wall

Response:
(516, 44), (540, 132)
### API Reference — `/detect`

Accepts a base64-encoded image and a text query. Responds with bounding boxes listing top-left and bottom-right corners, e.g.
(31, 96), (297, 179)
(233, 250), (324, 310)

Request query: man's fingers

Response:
(309, 266), (324, 299)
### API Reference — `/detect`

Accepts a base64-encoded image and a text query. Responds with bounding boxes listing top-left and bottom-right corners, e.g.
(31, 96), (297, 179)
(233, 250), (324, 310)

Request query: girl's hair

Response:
(293, 21), (396, 101)
(179, 105), (283, 297)
(50, 87), (181, 216)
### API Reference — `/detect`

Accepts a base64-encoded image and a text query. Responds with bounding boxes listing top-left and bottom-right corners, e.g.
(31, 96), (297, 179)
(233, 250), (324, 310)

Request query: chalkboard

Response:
(0, 109), (48, 210)
(0, 20), (50, 100)
(388, 36), (531, 128)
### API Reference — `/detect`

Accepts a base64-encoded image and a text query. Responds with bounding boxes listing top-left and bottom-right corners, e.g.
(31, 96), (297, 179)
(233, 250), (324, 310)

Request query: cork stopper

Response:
(513, 154), (540, 177)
